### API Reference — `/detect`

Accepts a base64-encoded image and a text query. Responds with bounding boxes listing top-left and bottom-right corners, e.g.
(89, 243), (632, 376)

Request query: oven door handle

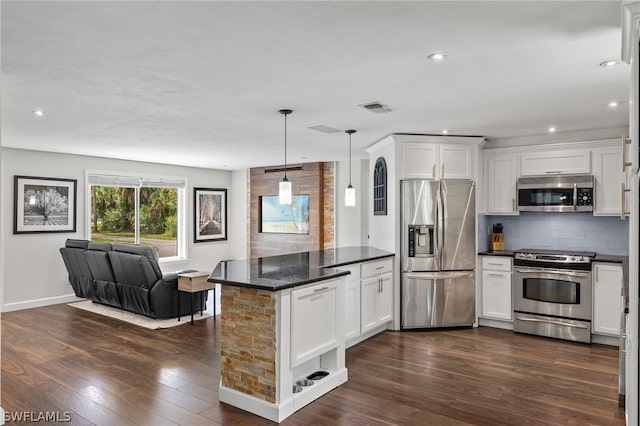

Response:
(516, 316), (589, 329)
(514, 267), (590, 278)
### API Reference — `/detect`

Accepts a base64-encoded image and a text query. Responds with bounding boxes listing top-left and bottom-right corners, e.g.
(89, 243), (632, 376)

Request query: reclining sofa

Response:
(60, 239), (206, 319)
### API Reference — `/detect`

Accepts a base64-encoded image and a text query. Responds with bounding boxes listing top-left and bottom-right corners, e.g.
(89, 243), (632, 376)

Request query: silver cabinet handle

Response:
(314, 286), (329, 292)
(442, 164), (445, 178)
(487, 273), (505, 278)
(375, 266), (385, 270)
(621, 182), (630, 219)
(432, 163), (436, 178)
(487, 262), (503, 266)
(622, 134), (632, 171)
(545, 171), (563, 174)
(516, 316), (588, 329)
(512, 198), (516, 212)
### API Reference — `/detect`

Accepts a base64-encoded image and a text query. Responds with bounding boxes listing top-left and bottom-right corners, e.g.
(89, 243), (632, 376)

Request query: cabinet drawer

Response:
(481, 256), (512, 272)
(361, 258), (393, 278)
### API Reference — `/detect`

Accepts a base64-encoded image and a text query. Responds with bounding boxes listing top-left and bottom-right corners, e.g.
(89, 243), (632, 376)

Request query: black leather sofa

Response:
(60, 239), (206, 319)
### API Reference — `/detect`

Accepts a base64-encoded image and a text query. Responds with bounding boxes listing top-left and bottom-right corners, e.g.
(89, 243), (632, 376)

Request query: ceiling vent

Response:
(360, 101), (392, 114)
(308, 125), (342, 133)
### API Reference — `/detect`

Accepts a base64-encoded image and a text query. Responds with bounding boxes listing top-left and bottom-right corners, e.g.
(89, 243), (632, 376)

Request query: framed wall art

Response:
(260, 194), (310, 234)
(14, 175), (77, 234)
(194, 187), (227, 242)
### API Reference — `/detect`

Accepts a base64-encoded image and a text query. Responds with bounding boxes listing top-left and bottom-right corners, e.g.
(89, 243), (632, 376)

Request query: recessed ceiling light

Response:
(608, 101), (619, 108)
(442, 129), (449, 134)
(33, 109), (44, 117)
(428, 52), (447, 61)
(600, 59), (621, 67)
(548, 127), (557, 133)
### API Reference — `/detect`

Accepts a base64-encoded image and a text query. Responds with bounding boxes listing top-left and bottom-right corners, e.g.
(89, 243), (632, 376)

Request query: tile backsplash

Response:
(479, 212), (629, 255)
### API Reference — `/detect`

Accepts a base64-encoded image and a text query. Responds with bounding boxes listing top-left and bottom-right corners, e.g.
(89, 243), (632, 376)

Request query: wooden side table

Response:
(178, 271), (216, 324)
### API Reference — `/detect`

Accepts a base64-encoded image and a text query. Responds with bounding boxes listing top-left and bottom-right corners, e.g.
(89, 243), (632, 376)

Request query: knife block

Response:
(490, 232), (504, 251)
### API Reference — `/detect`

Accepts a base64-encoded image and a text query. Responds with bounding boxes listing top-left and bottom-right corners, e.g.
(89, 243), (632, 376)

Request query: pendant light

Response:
(278, 109), (293, 205)
(345, 129), (356, 207)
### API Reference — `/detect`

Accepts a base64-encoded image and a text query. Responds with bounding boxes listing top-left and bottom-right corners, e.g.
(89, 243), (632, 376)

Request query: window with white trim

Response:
(87, 172), (187, 260)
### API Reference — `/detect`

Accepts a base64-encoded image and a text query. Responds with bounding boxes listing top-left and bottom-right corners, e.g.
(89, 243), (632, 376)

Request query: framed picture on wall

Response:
(13, 175), (77, 234)
(260, 194), (310, 234)
(194, 187), (227, 242)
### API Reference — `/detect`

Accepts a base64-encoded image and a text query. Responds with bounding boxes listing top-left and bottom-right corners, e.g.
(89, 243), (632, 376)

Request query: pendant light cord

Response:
(284, 112), (287, 179)
(348, 132), (352, 185)
(279, 109), (292, 180)
(345, 129), (356, 187)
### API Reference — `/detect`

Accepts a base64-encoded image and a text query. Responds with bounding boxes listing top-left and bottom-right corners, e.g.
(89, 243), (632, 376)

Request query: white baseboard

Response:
(3, 294), (83, 312)
(478, 317), (514, 330)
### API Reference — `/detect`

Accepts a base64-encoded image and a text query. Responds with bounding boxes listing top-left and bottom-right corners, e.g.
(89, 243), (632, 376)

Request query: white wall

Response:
(1, 148), (237, 311)
(335, 159), (368, 247)
(229, 169), (248, 260)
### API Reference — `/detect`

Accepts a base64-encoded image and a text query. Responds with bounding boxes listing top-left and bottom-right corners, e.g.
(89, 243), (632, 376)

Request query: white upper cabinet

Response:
(402, 143), (438, 179)
(484, 152), (518, 215)
(440, 145), (473, 179)
(519, 149), (591, 176)
(592, 146), (624, 216)
(402, 143), (476, 180)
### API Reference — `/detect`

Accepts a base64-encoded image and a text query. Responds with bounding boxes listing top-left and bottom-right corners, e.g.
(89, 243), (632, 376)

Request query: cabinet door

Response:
(377, 274), (393, 324)
(481, 270), (512, 320)
(592, 263), (623, 336)
(484, 154), (518, 215)
(291, 281), (339, 367)
(345, 279), (360, 341)
(402, 143), (438, 179)
(520, 149), (591, 176)
(360, 276), (380, 333)
(440, 145), (473, 179)
(593, 147), (623, 216)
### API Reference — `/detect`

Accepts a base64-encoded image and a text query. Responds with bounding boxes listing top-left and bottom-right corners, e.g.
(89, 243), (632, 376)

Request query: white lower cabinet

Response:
(360, 273), (393, 333)
(291, 280), (339, 367)
(480, 256), (512, 321)
(344, 257), (394, 347)
(343, 265), (361, 341)
(592, 262), (623, 336)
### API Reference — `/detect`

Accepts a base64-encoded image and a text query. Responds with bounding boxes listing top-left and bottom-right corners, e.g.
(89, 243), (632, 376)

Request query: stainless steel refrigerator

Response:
(401, 179), (476, 329)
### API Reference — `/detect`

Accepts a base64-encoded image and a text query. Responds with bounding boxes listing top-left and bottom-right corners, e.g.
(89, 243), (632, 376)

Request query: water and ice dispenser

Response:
(407, 225), (434, 257)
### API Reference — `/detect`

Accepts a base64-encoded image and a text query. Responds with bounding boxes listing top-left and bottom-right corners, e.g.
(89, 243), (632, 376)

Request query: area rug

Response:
(68, 300), (211, 329)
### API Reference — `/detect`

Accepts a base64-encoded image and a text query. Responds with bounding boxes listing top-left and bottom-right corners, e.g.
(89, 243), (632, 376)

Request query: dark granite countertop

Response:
(478, 250), (515, 257)
(594, 254), (627, 264)
(208, 246), (395, 291)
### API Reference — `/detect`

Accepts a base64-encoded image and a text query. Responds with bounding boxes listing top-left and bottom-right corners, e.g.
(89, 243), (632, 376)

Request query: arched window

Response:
(373, 157), (387, 215)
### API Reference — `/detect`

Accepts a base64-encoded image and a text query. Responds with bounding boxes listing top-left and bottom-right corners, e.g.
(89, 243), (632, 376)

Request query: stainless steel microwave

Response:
(517, 175), (594, 212)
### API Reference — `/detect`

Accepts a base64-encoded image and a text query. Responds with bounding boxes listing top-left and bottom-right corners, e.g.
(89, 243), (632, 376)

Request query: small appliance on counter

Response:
(490, 223), (504, 251)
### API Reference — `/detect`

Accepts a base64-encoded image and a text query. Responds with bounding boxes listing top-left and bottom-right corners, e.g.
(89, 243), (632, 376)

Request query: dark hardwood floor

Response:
(1, 304), (624, 425)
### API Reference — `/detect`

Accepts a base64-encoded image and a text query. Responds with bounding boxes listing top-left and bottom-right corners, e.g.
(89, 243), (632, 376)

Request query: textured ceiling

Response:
(1, 1), (629, 170)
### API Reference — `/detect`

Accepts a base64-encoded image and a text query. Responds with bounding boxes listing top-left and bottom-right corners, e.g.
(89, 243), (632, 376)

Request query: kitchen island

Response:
(208, 246), (394, 422)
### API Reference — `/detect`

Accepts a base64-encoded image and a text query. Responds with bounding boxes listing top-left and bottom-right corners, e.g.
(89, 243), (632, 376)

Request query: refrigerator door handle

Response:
(436, 182), (444, 269)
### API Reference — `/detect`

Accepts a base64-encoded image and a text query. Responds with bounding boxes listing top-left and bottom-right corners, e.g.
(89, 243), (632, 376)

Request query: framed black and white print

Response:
(14, 175), (77, 234)
(194, 187), (227, 242)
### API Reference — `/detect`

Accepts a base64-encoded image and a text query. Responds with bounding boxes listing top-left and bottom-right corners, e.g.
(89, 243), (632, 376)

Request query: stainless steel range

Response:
(513, 249), (595, 343)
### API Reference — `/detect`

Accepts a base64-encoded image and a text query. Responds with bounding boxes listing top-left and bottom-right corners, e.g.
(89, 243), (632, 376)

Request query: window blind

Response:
(88, 173), (186, 189)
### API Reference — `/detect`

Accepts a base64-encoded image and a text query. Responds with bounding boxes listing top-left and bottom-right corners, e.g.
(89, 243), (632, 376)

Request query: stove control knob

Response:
(579, 256), (584, 261)
(527, 253), (533, 258)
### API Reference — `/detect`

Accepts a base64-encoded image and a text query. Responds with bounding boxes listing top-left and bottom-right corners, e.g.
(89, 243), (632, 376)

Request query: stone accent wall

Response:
(322, 162), (335, 249)
(220, 285), (277, 403)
